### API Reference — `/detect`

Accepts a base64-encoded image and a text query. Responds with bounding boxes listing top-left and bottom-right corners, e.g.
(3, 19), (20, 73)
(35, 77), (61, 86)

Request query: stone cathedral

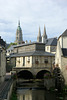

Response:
(15, 21), (23, 44)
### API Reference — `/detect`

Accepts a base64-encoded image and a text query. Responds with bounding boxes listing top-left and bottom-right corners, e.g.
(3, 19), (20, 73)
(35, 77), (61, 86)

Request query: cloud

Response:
(0, 0), (67, 43)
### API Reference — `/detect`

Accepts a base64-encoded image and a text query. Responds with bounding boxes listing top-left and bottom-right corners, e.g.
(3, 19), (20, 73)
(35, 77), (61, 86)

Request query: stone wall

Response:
(15, 56), (54, 72)
(61, 57), (67, 85)
(13, 43), (45, 53)
(0, 47), (6, 82)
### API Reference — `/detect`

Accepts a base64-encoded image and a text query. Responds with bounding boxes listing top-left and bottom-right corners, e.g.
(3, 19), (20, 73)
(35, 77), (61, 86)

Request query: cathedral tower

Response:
(37, 26), (42, 42)
(42, 25), (47, 43)
(15, 21), (23, 44)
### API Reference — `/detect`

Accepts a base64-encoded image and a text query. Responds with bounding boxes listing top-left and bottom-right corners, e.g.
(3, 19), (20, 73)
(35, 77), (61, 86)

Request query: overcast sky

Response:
(0, 0), (67, 43)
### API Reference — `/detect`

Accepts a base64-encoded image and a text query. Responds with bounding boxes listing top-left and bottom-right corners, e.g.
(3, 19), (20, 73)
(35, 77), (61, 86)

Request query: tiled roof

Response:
(46, 38), (57, 46)
(8, 51), (54, 58)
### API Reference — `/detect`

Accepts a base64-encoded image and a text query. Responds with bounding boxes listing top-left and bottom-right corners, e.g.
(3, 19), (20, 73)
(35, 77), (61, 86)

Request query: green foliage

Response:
(10, 92), (17, 100)
(10, 88), (17, 100)
(63, 85), (67, 93)
(6, 64), (14, 72)
(8, 42), (17, 48)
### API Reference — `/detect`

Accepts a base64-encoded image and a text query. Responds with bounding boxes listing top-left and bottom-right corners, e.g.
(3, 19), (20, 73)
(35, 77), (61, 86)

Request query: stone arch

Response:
(17, 70), (34, 79)
(36, 70), (51, 79)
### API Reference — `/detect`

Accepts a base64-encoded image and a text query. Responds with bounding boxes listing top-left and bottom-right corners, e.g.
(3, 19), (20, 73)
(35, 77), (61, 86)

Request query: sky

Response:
(0, 0), (67, 43)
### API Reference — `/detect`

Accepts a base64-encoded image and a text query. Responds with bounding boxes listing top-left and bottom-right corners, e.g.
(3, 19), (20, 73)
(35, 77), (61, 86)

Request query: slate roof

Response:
(61, 29), (67, 37)
(7, 45), (17, 51)
(46, 38), (57, 46)
(8, 51), (54, 58)
(14, 42), (45, 48)
(0, 36), (6, 47)
(62, 48), (67, 57)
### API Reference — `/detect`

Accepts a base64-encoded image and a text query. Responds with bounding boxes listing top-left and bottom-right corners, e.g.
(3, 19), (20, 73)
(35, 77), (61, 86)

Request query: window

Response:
(23, 57), (25, 66)
(35, 57), (39, 64)
(47, 47), (49, 51)
(44, 57), (48, 63)
(17, 57), (20, 63)
(27, 56), (30, 63)
(27, 56), (30, 61)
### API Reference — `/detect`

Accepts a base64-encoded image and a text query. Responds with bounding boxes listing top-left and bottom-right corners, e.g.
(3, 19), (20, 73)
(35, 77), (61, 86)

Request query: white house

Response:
(55, 29), (67, 84)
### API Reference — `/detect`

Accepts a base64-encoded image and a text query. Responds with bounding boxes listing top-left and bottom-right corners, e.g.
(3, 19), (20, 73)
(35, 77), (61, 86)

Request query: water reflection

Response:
(17, 89), (66, 100)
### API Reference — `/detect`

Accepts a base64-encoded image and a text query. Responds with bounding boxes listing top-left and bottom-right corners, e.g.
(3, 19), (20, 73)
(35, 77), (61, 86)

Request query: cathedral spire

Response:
(38, 26), (41, 37)
(42, 25), (47, 38)
(37, 26), (42, 42)
(18, 20), (20, 26)
(42, 25), (47, 43)
(15, 21), (23, 44)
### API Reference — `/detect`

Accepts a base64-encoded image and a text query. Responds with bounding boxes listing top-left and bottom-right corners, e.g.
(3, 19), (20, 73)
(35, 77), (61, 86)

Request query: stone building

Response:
(8, 42), (54, 71)
(0, 37), (6, 82)
(45, 38), (57, 54)
(15, 21), (23, 44)
(37, 26), (57, 54)
(55, 29), (67, 84)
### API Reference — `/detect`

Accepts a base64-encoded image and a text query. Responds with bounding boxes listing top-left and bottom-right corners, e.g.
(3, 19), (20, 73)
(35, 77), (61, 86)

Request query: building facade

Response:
(0, 37), (6, 82)
(8, 42), (54, 72)
(45, 38), (57, 54)
(55, 29), (67, 84)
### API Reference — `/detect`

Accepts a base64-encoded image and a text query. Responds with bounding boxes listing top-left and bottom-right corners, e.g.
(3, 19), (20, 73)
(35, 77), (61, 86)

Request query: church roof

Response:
(62, 48), (67, 57)
(46, 38), (57, 46)
(8, 51), (54, 58)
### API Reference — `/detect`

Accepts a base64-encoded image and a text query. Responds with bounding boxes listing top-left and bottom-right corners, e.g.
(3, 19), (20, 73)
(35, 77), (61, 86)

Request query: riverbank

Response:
(0, 79), (13, 100)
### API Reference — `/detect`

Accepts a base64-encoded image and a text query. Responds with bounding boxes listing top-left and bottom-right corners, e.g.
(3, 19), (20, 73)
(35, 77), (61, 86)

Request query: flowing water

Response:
(17, 89), (67, 100)
(16, 79), (67, 100)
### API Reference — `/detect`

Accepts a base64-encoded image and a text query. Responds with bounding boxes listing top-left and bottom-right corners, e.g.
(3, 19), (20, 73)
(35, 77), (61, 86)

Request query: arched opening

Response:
(17, 70), (33, 79)
(36, 70), (51, 79)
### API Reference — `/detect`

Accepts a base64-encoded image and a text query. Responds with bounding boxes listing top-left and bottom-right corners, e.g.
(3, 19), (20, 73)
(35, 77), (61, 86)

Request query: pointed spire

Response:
(37, 26), (42, 42)
(18, 20), (20, 26)
(42, 25), (46, 37)
(38, 26), (41, 37)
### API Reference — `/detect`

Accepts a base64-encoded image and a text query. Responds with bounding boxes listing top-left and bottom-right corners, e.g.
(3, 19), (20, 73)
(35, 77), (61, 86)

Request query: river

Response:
(17, 88), (67, 100)
(16, 79), (67, 100)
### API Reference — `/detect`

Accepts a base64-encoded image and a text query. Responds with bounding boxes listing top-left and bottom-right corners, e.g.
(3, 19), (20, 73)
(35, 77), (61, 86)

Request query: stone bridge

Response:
(12, 67), (52, 79)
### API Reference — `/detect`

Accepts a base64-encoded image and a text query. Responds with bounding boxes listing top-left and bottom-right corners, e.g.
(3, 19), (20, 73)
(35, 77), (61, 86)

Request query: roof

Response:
(8, 51), (54, 58)
(62, 48), (67, 57)
(0, 36), (6, 47)
(14, 42), (45, 48)
(58, 29), (67, 40)
(46, 38), (57, 46)
(7, 45), (17, 51)
(61, 29), (67, 37)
